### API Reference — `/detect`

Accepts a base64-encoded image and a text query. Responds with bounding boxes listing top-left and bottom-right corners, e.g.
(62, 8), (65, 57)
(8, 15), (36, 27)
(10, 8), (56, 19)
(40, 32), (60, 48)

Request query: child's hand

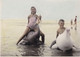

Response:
(36, 16), (41, 24)
(38, 15), (41, 20)
(36, 20), (39, 24)
(36, 20), (40, 25)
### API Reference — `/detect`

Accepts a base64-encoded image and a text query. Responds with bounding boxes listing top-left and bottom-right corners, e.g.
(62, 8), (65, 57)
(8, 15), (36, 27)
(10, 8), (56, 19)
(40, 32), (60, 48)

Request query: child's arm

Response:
(50, 30), (59, 48)
(36, 15), (41, 24)
(28, 15), (30, 24)
(56, 30), (59, 38)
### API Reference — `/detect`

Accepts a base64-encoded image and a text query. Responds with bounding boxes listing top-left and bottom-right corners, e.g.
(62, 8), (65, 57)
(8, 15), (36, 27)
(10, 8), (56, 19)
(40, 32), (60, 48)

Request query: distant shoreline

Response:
(0, 19), (80, 24)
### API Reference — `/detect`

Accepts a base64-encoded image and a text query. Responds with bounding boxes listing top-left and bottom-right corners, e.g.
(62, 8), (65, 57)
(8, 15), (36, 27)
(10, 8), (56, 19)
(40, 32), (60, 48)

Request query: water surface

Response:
(1, 19), (80, 56)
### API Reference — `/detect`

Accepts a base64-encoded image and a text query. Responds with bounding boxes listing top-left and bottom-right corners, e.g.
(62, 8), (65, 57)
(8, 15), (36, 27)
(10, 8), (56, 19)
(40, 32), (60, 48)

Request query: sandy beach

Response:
(1, 19), (80, 56)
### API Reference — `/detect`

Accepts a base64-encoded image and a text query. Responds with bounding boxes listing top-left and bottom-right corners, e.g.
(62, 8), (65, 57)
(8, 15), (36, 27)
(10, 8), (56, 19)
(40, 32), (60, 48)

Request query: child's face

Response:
(58, 21), (64, 27)
(31, 8), (36, 14)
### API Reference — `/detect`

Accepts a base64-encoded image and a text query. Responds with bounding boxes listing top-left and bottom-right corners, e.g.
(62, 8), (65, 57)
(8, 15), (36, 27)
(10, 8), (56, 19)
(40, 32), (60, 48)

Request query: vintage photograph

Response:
(0, 0), (80, 57)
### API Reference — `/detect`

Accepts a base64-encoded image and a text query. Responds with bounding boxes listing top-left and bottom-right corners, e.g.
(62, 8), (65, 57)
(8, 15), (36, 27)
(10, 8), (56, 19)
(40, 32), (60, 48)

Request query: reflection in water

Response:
(17, 44), (75, 56)
(51, 49), (73, 56)
(18, 44), (45, 56)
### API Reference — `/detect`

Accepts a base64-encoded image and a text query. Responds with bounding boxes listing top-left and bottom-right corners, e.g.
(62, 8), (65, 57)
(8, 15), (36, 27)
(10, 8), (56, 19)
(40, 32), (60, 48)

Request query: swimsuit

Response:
(27, 16), (39, 30)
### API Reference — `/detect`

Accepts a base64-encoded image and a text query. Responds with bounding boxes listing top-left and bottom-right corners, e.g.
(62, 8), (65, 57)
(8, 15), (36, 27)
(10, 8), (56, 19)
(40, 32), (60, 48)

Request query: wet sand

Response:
(1, 19), (80, 56)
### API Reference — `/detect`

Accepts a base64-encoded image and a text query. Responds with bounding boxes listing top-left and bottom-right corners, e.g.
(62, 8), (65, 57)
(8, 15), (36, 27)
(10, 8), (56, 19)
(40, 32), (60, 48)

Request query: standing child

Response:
(74, 16), (77, 30)
(71, 19), (73, 29)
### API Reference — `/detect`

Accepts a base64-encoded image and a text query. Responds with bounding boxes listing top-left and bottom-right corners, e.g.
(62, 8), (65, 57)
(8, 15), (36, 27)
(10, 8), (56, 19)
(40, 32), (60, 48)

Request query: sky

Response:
(1, 0), (80, 20)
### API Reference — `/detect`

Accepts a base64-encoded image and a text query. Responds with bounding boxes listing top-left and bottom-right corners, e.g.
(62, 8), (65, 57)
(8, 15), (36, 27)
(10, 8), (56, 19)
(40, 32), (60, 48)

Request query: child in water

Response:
(16, 6), (45, 45)
(50, 19), (66, 48)
(71, 19), (73, 29)
(74, 16), (77, 30)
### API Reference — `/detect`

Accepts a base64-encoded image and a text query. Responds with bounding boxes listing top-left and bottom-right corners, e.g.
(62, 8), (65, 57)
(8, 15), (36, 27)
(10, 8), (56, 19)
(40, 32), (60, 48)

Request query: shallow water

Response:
(1, 19), (80, 56)
(16, 44), (80, 56)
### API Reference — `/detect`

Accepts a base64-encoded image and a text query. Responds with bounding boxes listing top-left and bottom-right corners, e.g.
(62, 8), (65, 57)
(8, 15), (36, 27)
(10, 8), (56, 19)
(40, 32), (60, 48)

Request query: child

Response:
(71, 19), (73, 29)
(74, 16), (77, 25)
(16, 6), (45, 45)
(74, 16), (77, 30)
(50, 19), (65, 48)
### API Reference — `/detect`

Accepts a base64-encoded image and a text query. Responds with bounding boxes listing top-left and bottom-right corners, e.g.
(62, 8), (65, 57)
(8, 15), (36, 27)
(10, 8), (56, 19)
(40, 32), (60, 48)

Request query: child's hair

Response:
(31, 6), (36, 14)
(31, 6), (36, 10)
(59, 19), (65, 22)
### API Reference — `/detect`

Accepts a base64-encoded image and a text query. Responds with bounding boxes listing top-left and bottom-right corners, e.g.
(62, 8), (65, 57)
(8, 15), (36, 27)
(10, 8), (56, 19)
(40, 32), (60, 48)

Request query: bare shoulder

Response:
(35, 14), (38, 17)
(57, 28), (60, 33)
(28, 15), (31, 19)
(28, 15), (31, 17)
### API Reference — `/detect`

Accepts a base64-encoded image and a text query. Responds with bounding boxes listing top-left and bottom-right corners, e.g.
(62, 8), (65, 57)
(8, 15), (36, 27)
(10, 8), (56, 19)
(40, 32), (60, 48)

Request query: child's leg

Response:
(16, 27), (30, 45)
(22, 27), (30, 37)
(71, 25), (73, 29)
(25, 28), (40, 45)
(75, 24), (77, 30)
(50, 40), (56, 48)
(40, 30), (45, 43)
